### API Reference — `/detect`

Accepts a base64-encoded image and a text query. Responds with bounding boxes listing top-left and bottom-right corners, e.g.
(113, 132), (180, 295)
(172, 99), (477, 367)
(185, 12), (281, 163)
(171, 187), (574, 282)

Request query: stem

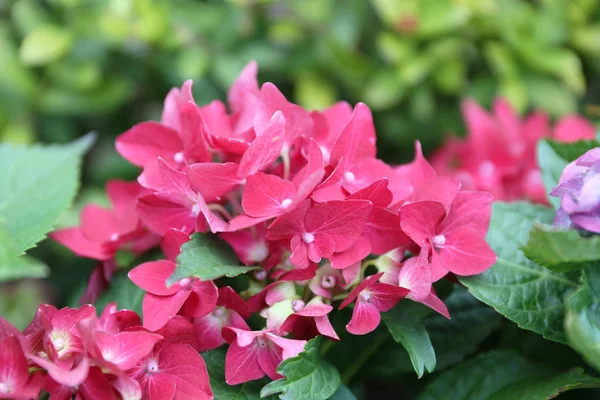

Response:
(341, 332), (388, 385)
(207, 203), (233, 221)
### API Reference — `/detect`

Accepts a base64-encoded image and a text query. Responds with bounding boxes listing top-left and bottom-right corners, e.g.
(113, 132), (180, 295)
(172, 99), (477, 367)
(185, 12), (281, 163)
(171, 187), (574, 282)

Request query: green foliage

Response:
(522, 223), (600, 272)
(169, 233), (257, 284)
(0, 134), (93, 281)
(381, 301), (436, 377)
(460, 202), (578, 343)
(565, 285), (600, 373)
(261, 338), (341, 400)
(95, 272), (144, 316)
(418, 351), (600, 400)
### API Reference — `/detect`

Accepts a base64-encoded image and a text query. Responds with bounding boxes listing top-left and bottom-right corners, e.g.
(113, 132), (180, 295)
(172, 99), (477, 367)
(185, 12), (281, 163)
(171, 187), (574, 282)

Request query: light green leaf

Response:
(169, 233), (256, 284)
(537, 140), (568, 209)
(0, 225), (48, 282)
(565, 286), (600, 373)
(418, 351), (600, 400)
(202, 348), (272, 400)
(95, 272), (144, 316)
(521, 223), (600, 272)
(460, 202), (578, 343)
(0, 133), (95, 254)
(261, 338), (341, 400)
(19, 24), (72, 66)
(381, 301), (436, 377)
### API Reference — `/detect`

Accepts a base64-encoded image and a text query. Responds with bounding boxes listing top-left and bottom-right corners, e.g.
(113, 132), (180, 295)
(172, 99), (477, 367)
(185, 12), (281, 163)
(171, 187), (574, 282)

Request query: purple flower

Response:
(551, 148), (600, 233)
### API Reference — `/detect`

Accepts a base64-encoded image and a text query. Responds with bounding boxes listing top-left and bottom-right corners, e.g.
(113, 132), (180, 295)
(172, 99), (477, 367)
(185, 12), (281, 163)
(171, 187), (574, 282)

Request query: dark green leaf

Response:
(521, 223), (600, 272)
(565, 286), (600, 373)
(418, 351), (600, 400)
(261, 338), (341, 400)
(460, 202), (578, 343)
(95, 272), (144, 316)
(327, 384), (356, 400)
(583, 267), (600, 302)
(381, 301), (436, 377)
(169, 233), (257, 284)
(547, 139), (600, 162)
(203, 348), (271, 400)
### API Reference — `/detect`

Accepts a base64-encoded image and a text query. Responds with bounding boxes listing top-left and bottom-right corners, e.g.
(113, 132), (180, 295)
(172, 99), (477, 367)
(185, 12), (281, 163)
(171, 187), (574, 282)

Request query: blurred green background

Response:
(2, 0), (600, 325)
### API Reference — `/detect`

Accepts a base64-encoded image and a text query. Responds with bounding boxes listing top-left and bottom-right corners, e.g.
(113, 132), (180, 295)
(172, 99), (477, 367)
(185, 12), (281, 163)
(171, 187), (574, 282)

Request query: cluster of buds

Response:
(44, 61), (497, 395)
(552, 148), (600, 233)
(431, 98), (596, 204)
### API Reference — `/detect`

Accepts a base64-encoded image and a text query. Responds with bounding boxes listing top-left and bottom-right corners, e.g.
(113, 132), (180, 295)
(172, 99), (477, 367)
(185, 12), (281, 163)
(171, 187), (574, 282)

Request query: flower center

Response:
(344, 171), (356, 182)
(212, 307), (225, 318)
(478, 161), (495, 178)
(281, 198), (293, 209)
(145, 360), (160, 374)
(292, 299), (305, 312)
(110, 233), (119, 242)
(254, 269), (267, 281)
(0, 382), (9, 394)
(359, 291), (371, 302)
(257, 336), (268, 348)
(320, 275), (336, 289)
(179, 278), (192, 289)
(433, 234), (446, 246)
(52, 337), (65, 351)
(174, 152), (185, 163)
(302, 232), (315, 244)
(191, 204), (201, 216)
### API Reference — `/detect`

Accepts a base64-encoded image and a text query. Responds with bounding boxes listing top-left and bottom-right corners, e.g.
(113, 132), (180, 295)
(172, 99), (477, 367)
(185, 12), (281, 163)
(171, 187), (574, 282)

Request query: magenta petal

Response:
(225, 341), (263, 385)
(193, 315), (225, 352)
(30, 356), (89, 387)
(368, 283), (410, 312)
(99, 331), (163, 371)
(399, 201), (446, 245)
(438, 226), (497, 276)
(439, 191), (493, 236)
(329, 102), (376, 170)
(159, 344), (213, 400)
(0, 336), (29, 391)
(187, 162), (242, 202)
(50, 228), (113, 261)
(238, 111), (286, 178)
(142, 291), (191, 332)
(137, 192), (196, 235)
(315, 315), (339, 341)
(256, 344), (284, 381)
(242, 173), (296, 218)
(329, 235), (371, 269)
(348, 178), (393, 208)
(421, 292), (450, 319)
(346, 301), (381, 335)
(116, 121), (181, 167)
(363, 207), (410, 255)
(128, 260), (179, 296)
(161, 229), (191, 262)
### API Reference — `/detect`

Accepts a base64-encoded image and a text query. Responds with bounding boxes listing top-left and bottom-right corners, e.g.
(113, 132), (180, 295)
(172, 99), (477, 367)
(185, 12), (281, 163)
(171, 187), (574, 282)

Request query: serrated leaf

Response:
(565, 286), (600, 373)
(521, 223), (600, 272)
(418, 351), (600, 400)
(0, 225), (48, 282)
(261, 338), (341, 400)
(460, 202), (578, 343)
(0, 133), (95, 254)
(381, 301), (436, 377)
(202, 348), (272, 400)
(169, 233), (257, 284)
(95, 272), (144, 316)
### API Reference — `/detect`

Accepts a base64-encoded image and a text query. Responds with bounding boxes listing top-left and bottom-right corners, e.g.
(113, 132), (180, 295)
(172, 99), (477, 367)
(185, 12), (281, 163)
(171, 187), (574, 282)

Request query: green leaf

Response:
(19, 24), (72, 66)
(95, 272), (144, 316)
(426, 286), (503, 370)
(261, 338), (341, 400)
(547, 139), (600, 163)
(169, 233), (257, 284)
(418, 351), (600, 400)
(460, 202), (578, 343)
(203, 348), (271, 400)
(537, 140), (568, 209)
(0, 225), (48, 282)
(0, 133), (95, 254)
(521, 223), (600, 272)
(327, 385), (356, 400)
(381, 301), (436, 377)
(583, 267), (600, 302)
(565, 286), (600, 373)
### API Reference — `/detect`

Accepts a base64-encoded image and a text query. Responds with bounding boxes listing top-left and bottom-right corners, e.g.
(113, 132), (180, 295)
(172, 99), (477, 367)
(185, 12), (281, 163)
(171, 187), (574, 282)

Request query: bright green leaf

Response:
(169, 233), (257, 284)
(521, 223), (600, 272)
(203, 348), (272, 400)
(460, 202), (578, 343)
(95, 272), (144, 316)
(418, 351), (600, 400)
(19, 24), (72, 66)
(0, 133), (95, 254)
(0, 225), (48, 282)
(261, 338), (341, 400)
(537, 140), (567, 209)
(565, 286), (600, 373)
(381, 301), (436, 377)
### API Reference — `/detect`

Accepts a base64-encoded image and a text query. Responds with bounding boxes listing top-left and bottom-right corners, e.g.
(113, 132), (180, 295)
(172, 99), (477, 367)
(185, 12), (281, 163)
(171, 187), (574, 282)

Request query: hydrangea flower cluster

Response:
(431, 98), (596, 204)
(3, 62), (497, 398)
(551, 147), (600, 233)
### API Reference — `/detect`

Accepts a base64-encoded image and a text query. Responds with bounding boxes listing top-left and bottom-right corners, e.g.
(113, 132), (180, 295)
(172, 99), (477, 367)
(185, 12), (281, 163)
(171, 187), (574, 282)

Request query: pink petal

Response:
(218, 287), (251, 319)
(29, 356), (89, 387)
(178, 102), (211, 164)
(128, 260), (179, 296)
(142, 291), (191, 332)
(225, 341), (263, 385)
(228, 61), (260, 136)
(228, 214), (272, 231)
(395, 141), (437, 195)
(0, 336), (29, 391)
(238, 111), (286, 178)
(292, 138), (325, 200)
(50, 228), (113, 261)
(329, 102), (376, 170)
(145, 371), (177, 400)
(159, 344), (213, 400)
(161, 229), (191, 262)
(80, 205), (119, 242)
(137, 192), (196, 235)
(79, 367), (118, 400)
(219, 229), (269, 266)
(116, 122), (181, 167)
(256, 343), (284, 381)
(329, 235), (371, 269)
(98, 331), (163, 370)
(413, 176), (461, 210)
(155, 316), (199, 351)
(113, 375), (142, 400)
(192, 315), (226, 352)
(187, 162), (242, 202)
(181, 281), (218, 318)
(439, 191), (493, 236)
(347, 178), (392, 207)
(339, 272), (384, 309)
(436, 226), (497, 276)
(266, 333), (307, 360)
(399, 201), (446, 245)
(311, 159), (346, 202)
(368, 283), (410, 311)
(265, 200), (310, 241)
(162, 79), (194, 130)
(363, 207), (410, 255)
(242, 173), (296, 218)
(346, 301), (381, 335)
(422, 292), (450, 319)
(398, 257), (432, 302)
(553, 115), (596, 143)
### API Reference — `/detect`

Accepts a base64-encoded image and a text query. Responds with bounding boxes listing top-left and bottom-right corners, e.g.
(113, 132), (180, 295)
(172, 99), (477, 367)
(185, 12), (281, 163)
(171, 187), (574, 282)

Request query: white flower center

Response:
(433, 234), (446, 246)
(52, 337), (65, 351)
(174, 152), (185, 163)
(212, 307), (225, 318)
(281, 198), (293, 209)
(478, 160), (495, 178)
(254, 269), (267, 281)
(257, 337), (268, 348)
(191, 204), (201, 216)
(344, 171), (356, 182)
(110, 233), (119, 242)
(146, 360), (159, 374)
(179, 278), (192, 289)
(359, 291), (371, 302)
(0, 382), (9, 394)
(302, 232), (315, 244)
(292, 300), (305, 312)
(321, 275), (336, 289)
